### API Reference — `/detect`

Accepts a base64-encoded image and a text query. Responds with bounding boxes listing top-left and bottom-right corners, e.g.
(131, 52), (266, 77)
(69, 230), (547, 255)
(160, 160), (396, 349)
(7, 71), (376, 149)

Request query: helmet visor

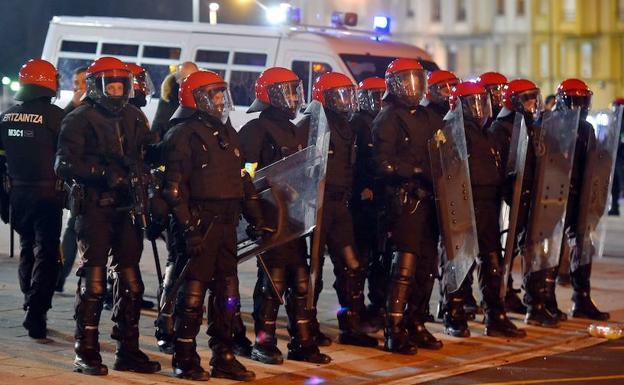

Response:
(357, 88), (384, 114)
(460, 92), (492, 127)
(267, 80), (305, 115)
(387, 69), (427, 105)
(429, 79), (459, 105)
(325, 86), (358, 113)
(193, 83), (234, 124)
(512, 89), (543, 122)
(87, 69), (134, 113)
(133, 71), (155, 98)
(564, 94), (592, 111)
(485, 84), (505, 109)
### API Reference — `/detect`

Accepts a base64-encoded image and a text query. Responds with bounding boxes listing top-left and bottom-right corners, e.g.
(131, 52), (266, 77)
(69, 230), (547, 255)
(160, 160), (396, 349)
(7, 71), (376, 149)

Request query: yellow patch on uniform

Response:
(434, 129), (447, 147)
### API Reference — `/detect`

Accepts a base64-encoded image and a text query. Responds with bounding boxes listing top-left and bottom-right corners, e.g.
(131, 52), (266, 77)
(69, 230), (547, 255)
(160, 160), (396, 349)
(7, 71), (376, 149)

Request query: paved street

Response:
(0, 212), (623, 384)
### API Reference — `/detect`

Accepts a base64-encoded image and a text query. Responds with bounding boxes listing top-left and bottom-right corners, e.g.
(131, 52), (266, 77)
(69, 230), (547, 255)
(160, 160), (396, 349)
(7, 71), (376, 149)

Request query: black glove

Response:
(146, 220), (166, 241)
(184, 227), (204, 259)
(245, 224), (275, 241)
(105, 165), (128, 189)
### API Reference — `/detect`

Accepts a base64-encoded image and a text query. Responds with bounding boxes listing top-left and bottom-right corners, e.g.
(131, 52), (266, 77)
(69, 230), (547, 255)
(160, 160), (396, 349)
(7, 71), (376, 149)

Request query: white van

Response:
(42, 16), (438, 128)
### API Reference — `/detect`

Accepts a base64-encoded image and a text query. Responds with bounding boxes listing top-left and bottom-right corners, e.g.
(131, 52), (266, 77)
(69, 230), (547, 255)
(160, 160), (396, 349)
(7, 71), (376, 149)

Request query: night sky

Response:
(0, 0), (285, 77)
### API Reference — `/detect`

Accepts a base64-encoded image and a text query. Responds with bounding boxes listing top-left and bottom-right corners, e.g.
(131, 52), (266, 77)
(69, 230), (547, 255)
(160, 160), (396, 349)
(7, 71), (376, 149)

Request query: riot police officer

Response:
(556, 79), (610, 321)
(55, 56), (161, 375)
(239, 67), (331, 365)
(126, 63), (155, 110)
(372, 58), (443, 354)
(350, 77), (387, 331)
(449, 81), (526, 338)
(297, 72), (378, 348)
(161, 70), (266, 381)
(0, 59), (64, 339)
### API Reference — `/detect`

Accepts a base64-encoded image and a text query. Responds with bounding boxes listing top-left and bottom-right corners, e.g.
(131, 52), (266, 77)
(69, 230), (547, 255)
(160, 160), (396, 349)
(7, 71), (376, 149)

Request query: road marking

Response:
(474, 374), (624, 384)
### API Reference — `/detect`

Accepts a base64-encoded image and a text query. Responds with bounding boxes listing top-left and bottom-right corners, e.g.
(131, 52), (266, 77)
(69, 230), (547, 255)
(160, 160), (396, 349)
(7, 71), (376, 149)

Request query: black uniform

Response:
(0, 98), (64, 338)
(298, 109), (377, 348)
(162, 110), (258, 381)
(372, 96), (442, 353)
(239, 106), (330, 364)
(55, 99), (160, 375)
(151, 74), (179, 141)
(350, 110), (389, 324)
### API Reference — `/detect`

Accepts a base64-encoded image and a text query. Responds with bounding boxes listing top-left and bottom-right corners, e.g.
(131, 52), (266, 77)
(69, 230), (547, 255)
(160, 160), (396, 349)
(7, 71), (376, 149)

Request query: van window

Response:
(143, 45), (181, 60)
(230, 70), (261, 106)
(57, 57), (93, 90)
(291, 61), (332, 102)
(340, 54), (439, 82)
(196, 50), (229, 64)
(102, 43), (139, 57)
(233, 52), (267, 66)
(60, 40), (97, 54)
(141, 64), (172, 98)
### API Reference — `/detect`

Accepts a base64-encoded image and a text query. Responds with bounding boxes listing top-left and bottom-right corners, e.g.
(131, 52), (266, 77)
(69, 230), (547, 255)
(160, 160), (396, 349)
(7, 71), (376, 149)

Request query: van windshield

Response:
(340, 54), (439, 83)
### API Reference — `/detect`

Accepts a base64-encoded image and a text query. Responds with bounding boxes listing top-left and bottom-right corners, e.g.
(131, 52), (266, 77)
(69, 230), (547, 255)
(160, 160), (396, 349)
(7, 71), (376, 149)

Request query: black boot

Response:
(409, 322), (443, 350)
(103, 271), (114, 311)
(155, 264), (177, 354)
(504, 274), (528, 314)
(478, 252), (526, 338)
(310, 257), (332, 347)
(172, 280), (210, 381)
(365, 250), (390, 332)
(406, 254), (442, 349)
(570, 264), (610, 321)
(73, 267), (108, 376)
(544, 267), (567, 321)
(523, 270), (560, 328)
(442, 292), (470, 338)
(155, 313), (175, 354)
(210, 347), (255, 382)
(250, 266), (284, 364)
(384, 252), (418, 355)
(111, 267), (160, 373)
(462, 267), (480, 320)
(23, 308), (47, 339)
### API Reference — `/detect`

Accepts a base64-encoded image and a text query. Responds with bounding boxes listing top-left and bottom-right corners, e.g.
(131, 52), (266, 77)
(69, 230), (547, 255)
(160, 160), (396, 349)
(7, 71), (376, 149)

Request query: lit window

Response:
(516, 0), (525, 16)
(457, 0), (467, 21)
(581, 42), (593, 78)
(431, 0), (441, 22)
(497, 0), (505, 16)
(563, 0), (576, 21)
(540, 43), (549, 77)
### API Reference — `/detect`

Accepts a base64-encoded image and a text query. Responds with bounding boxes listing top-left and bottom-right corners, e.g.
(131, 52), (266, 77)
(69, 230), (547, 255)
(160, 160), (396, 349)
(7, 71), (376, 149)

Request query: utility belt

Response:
(190, 198), (240, 224)
(4, 177), (63, 193)
(65, 182), (129, 215)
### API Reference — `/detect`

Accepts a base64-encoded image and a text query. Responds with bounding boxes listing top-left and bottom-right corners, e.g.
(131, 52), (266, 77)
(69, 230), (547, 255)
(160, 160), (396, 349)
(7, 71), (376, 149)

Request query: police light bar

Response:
(331, 12), (358, 28)
(373, 16), (391, 34)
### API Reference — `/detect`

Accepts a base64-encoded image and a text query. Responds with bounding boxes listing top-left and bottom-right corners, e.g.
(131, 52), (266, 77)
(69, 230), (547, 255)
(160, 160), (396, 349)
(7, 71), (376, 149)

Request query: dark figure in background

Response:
(239, 67), (331, 365)
(298, 72), (378, 349)
(372, 59), (443, 355)
(350, 76), (387, 331)
(162, 70), (267, 381)
(0, 59), (65, 339)
(55, 57), (161, 376)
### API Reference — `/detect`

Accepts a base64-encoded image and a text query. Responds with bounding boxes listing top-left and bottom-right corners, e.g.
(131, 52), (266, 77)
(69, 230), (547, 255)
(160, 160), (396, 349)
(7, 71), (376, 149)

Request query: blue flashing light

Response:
(373, 16), (391, 34)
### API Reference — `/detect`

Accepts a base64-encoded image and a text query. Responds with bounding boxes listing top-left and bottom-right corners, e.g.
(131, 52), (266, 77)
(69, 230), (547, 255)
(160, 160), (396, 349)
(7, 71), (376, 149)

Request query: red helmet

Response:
(502, 79), (542, 121)
(357, 77), (386, 114)
(477, 72), (508, 112)
(425, 70), (459, 105)
(86, 57), (134, 113)
(450, 81), (492, 128)
(613, 97), (624, 106)
(179, 70), (233, 123)
(384, 58), (427, 106)
(312, 72), (357, 113)
(15, 59), (59, 101)
(556, 78), (592, 114)
(247, 67), (304, 118)
(125, 63), (154, 98)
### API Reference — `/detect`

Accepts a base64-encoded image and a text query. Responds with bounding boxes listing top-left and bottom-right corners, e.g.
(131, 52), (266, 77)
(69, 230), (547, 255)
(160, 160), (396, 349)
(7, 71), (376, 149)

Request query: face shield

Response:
(325, 86), (358, 114)
(560, 93), (592, 116)
(267, 80), (305, 119)
(429, 79), (459, 106)
(357, 88), (384, 114)
(87, 69), (134, 114)
(460, 92), (492, 128)
(387, 69), (427, 106)
(193, 83), (234, 124)
(133, 70), (155, 103)
(485, 84), (505, 111)
(512, 89), (543, 123)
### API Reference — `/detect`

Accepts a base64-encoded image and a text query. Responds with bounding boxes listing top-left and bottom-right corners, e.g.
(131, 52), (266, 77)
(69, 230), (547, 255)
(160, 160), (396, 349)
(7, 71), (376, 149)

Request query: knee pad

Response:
(390, 252), (417, 282)
(262, 267), (286, 298)
(115, 266), (145, 299)
(180, 280), (207, 312)
(79, 266), (107, 299)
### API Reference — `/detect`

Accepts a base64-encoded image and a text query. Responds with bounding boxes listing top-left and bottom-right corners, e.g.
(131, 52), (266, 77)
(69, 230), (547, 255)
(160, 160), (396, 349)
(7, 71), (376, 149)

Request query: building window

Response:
(60, 40), (97, 54)
(559, 44), (567, 76)
(447, 46), (457, 72)
(406, 1), (415, 18)
(497, 0), (505, 16)
(431, 0), (441, 22)
(471, 45), (484, 74)
(195, 49), (229, 64)
(516, 0), (525, 16)
(619, 0), (624, 21)
(539, 42), (549, 77)
(143, 45), (181, 60)
(540, 1), (549, 15)
(581, 42), (593, 78)
(230, 71), (262, 106)
(563, 0), (576, 21)
(233, 52), (267, 66)
(516, 43), (528, 76)
(101, 43), (139, 57)
(457, 0), (467, 21)
(493, 43), (501, 70)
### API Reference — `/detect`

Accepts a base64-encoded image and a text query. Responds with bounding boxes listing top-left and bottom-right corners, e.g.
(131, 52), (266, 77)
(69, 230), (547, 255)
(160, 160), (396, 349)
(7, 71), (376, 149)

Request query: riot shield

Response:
(572, 107), (623, 270)
(428, 105), (479, 294)
(236, 101), (330, 265)
(500, 113), (529, 299)
(523, 108), (580, 273)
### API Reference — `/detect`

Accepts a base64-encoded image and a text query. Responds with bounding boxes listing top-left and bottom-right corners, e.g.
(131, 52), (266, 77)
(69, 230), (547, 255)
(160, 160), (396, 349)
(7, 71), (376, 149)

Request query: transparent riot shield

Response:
(428, 105), (479, 294)
(500, 113), (529, 299)
(572, 107), (623, 270)
(236, 101), (330, 263)
(523, 108), (580, 273)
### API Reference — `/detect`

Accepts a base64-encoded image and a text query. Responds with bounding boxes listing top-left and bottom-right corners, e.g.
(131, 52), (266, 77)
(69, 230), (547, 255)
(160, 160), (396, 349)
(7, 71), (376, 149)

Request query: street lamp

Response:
(266, 3), (290, 25)
(1, 77), (9, 86)
(9, 81), (20, 92)
(209, 2), (220, 25)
